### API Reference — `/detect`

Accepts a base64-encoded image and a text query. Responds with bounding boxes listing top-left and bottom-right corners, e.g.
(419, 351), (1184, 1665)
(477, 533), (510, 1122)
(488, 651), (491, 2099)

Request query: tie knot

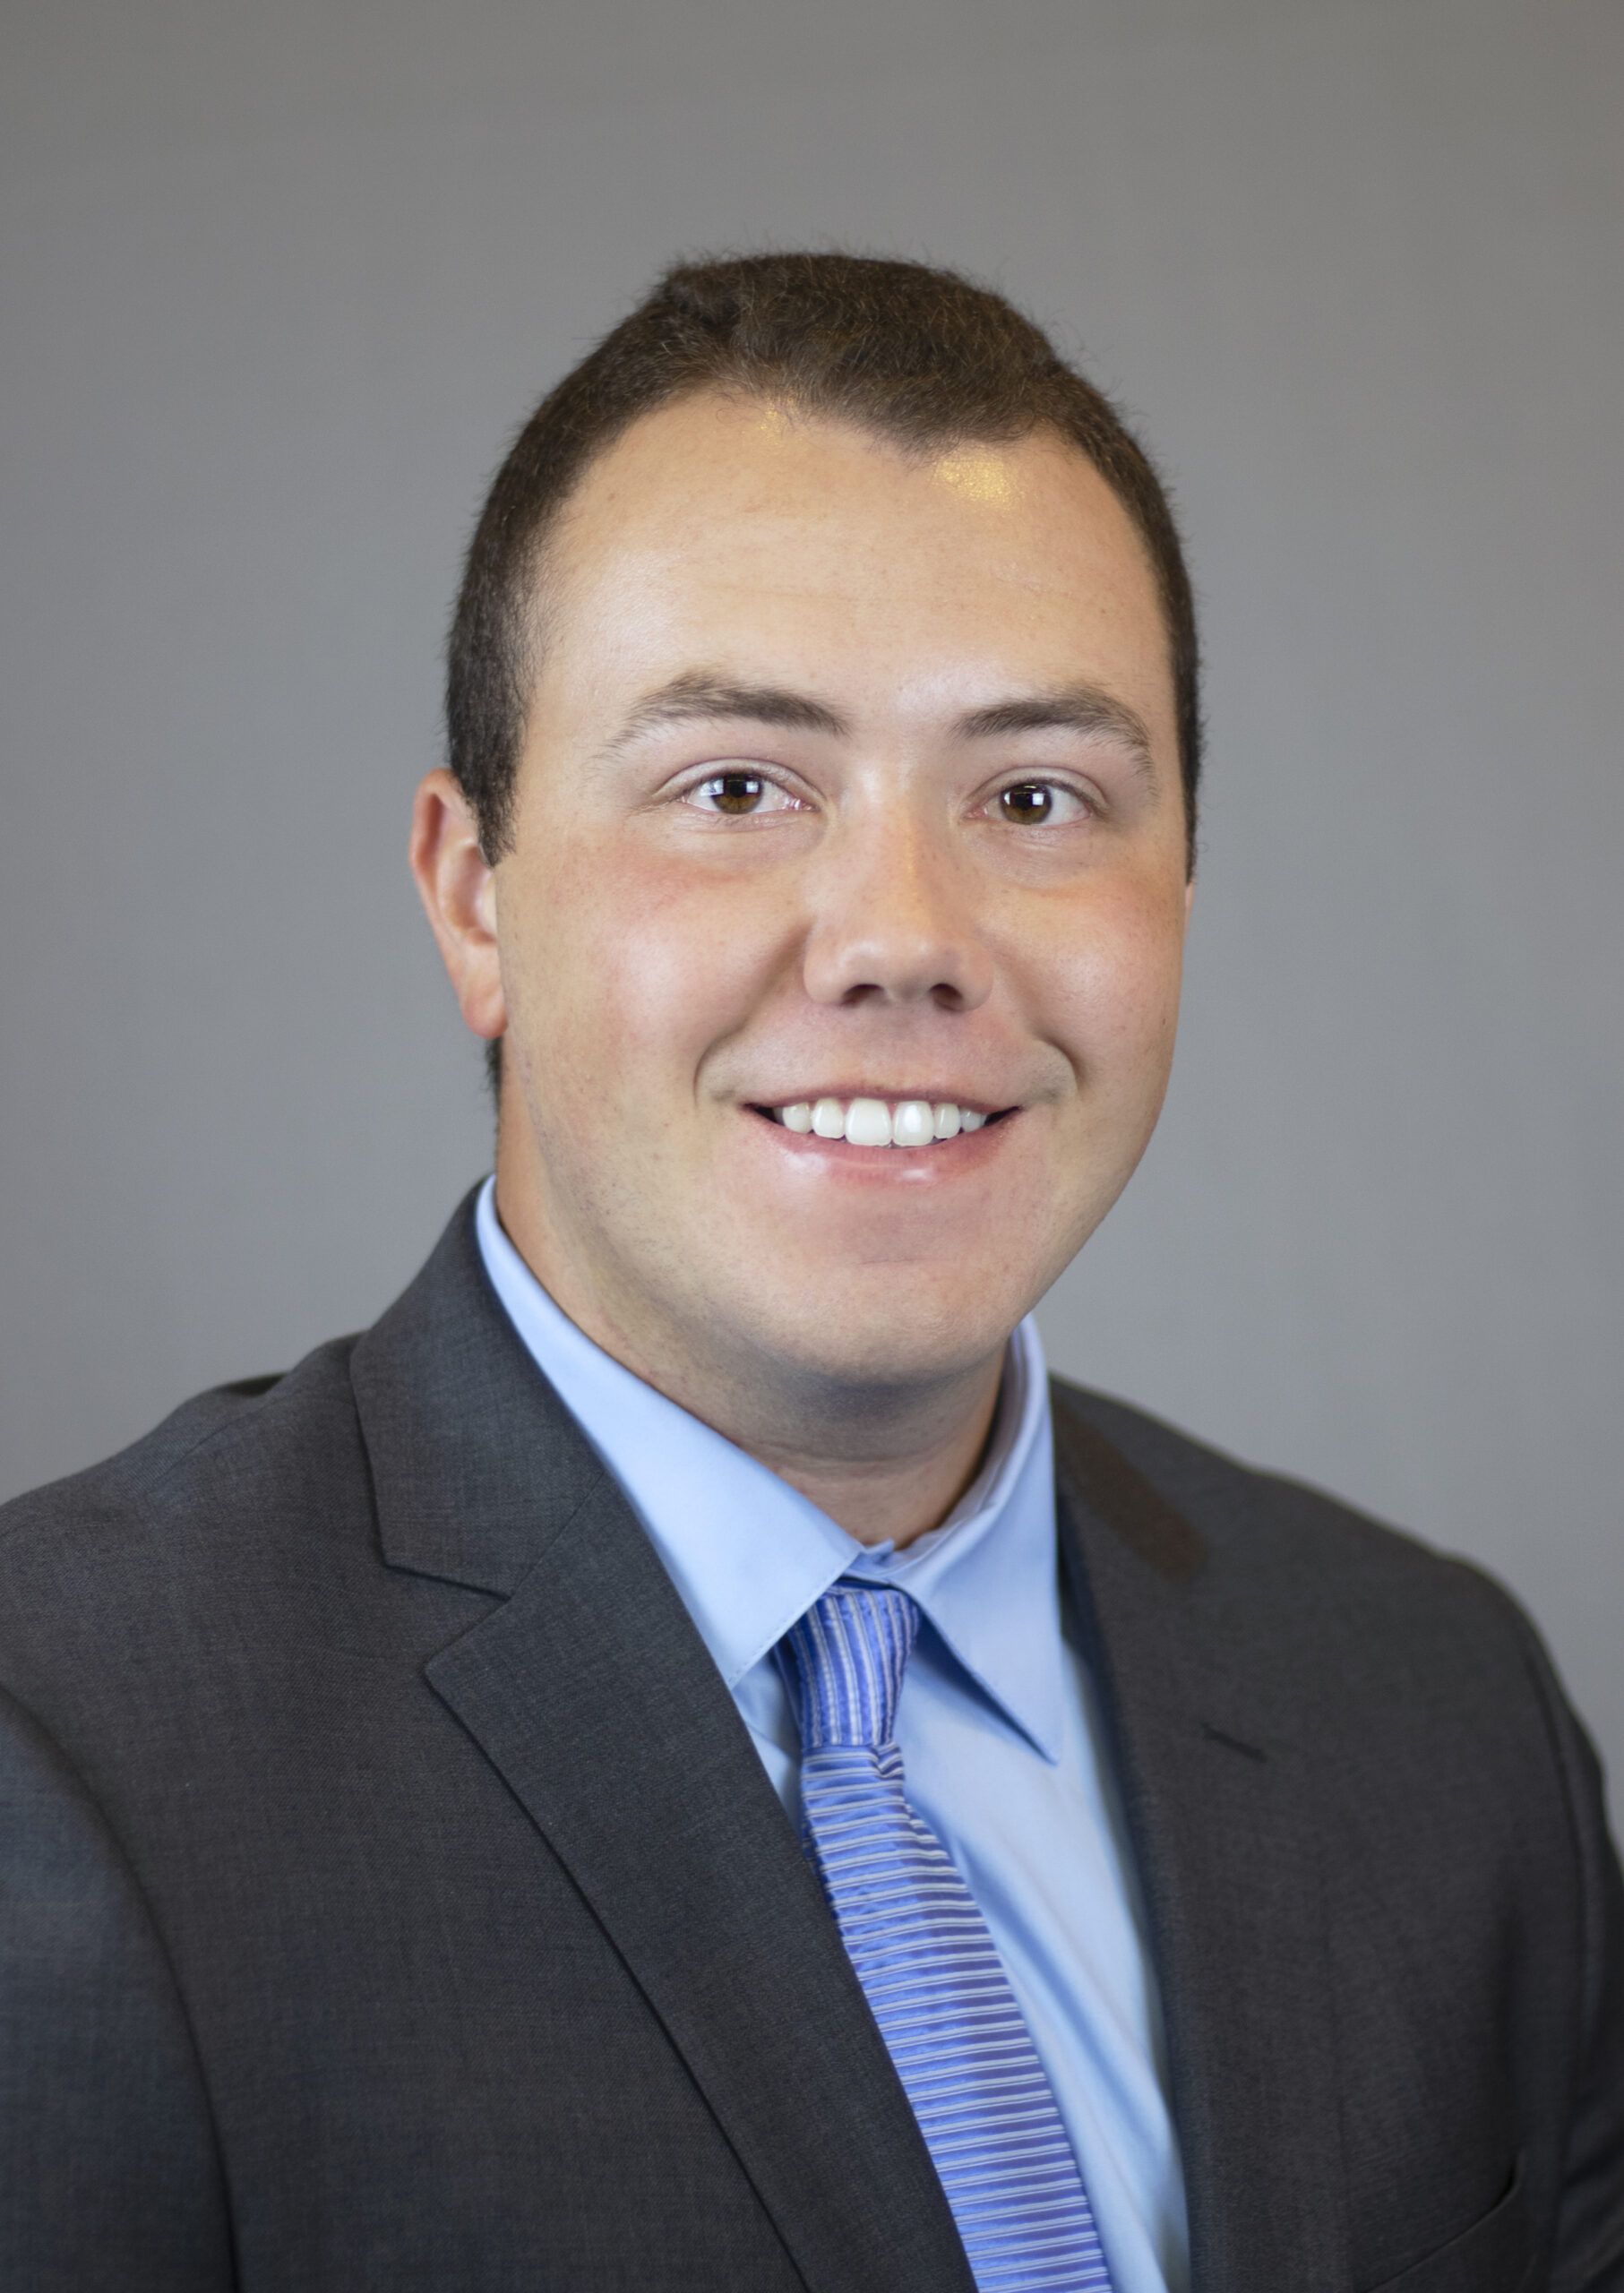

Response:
(778, 1579), (919, 1750)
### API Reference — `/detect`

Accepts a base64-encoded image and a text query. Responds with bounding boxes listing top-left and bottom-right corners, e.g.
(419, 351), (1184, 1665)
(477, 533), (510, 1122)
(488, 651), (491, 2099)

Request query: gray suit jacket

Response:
(1, 1186), (1620, 2292)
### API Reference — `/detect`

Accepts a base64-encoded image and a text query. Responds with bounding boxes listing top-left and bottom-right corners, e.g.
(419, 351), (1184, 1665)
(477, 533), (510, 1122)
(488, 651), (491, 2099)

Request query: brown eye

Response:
(1000, 782), (1055, 826)
(995, 780), (1089, 827)
(682, 767), (810, 819)
(696, 771), (768, 814)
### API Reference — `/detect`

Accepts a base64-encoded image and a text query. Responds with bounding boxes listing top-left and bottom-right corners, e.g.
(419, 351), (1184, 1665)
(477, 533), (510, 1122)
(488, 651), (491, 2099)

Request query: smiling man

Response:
(420, 382), (1190, 1554)
(2, 254), (1620, 2293)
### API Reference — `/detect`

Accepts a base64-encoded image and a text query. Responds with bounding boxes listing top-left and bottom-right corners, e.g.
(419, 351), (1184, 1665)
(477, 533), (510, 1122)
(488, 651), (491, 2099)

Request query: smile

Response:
(747, 1095), (1019, 1153)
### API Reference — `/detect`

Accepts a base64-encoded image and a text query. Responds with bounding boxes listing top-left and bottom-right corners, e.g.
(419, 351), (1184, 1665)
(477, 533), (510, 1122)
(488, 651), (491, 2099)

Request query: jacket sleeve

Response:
(1526, 1636), (1624, 2292)
(0, 1682), (235, 2290)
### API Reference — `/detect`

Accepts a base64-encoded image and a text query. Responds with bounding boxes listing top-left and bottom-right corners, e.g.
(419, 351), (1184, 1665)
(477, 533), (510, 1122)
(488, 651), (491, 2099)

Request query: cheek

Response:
(1038, 877), (1187, 1078)
(509, 845), (769, 1112)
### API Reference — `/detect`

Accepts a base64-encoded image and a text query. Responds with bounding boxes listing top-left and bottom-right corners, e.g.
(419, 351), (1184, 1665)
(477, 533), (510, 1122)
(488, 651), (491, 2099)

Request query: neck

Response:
(732, 1362), (1007, 1549)
(491, 1160), (1009, 1551)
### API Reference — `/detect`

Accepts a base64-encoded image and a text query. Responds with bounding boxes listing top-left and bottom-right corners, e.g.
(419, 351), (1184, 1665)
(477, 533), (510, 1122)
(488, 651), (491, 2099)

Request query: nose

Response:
(800, 807), (994, 1012)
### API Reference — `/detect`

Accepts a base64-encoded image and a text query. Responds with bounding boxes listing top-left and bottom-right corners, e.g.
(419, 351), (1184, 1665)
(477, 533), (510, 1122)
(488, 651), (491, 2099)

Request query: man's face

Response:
(490, 391), (1193, 1404)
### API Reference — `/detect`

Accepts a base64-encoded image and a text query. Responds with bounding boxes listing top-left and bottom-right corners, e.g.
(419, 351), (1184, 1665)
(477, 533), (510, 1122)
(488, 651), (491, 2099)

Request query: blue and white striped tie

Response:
(778, 1579), (1115, 2293)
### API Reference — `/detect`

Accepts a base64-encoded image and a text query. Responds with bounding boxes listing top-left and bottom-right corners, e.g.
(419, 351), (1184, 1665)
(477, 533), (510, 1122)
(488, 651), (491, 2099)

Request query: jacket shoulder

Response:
(0, 1334), (365, 1569)
(1048, 1370), (1616, 1921)
(1048, 1369), (1535, 1635)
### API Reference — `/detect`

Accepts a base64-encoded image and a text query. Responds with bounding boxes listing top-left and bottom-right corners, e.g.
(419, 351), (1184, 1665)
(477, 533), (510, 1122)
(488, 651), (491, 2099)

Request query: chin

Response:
(728, 1285), (1018, 1394)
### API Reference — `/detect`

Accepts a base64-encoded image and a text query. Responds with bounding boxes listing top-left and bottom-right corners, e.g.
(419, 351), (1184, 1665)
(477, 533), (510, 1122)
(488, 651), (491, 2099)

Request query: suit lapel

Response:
(352, 1190), (1348, 2292)
(1051, 1390), (1350, 2293)
(351, 1192), (975, 2293)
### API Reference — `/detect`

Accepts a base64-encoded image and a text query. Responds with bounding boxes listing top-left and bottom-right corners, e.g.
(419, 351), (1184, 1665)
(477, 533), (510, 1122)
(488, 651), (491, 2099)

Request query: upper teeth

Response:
(769, 1096), (991, 1146)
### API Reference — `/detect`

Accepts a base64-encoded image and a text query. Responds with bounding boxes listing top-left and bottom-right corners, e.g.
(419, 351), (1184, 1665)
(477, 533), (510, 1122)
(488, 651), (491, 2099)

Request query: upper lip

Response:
(746, 1087), (1018, 1116)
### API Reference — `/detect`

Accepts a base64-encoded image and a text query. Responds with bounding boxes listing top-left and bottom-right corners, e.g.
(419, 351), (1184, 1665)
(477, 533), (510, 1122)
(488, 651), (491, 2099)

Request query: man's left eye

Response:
(994, 780), (1092, 827)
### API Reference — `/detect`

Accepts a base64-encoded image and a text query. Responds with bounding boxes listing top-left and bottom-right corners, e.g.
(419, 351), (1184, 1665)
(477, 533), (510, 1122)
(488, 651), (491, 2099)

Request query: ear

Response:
(408, 769), (506, 1043)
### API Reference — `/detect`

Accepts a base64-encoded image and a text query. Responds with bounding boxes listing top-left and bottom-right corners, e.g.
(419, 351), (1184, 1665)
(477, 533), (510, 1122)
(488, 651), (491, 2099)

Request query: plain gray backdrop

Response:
(3, 0), (1620, 1833)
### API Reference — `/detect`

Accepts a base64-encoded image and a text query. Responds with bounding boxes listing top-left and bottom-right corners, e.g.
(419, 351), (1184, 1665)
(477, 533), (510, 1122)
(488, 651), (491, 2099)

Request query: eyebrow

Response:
(595, 674), (848, 761)
(595, 668), (1158, 788)
(955, 688), (1157, 786)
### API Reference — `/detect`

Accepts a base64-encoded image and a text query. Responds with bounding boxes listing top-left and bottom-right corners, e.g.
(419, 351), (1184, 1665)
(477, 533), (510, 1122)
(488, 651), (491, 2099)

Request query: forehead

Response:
(534, 391), (1173, 739)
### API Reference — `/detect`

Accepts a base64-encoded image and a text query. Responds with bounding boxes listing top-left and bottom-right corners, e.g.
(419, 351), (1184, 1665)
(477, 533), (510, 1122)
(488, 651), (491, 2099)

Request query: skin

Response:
(411, 391), (1195, 1547)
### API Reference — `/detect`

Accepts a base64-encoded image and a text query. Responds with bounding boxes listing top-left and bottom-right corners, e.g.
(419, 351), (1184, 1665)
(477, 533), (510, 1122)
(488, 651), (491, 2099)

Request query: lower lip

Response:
(741, 1106), (1021, 1183)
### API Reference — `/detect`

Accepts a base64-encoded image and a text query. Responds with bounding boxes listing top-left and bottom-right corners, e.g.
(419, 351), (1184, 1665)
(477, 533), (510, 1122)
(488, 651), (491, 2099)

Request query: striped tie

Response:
(778, 1580), (1115, 2293)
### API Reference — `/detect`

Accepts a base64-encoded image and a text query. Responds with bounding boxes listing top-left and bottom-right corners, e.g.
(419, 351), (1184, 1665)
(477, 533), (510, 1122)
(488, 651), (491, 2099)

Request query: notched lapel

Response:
(353, 1193), (975, 2293)
(423, 1481), (975, 2293)
(1051, 1385), (1350, 2293)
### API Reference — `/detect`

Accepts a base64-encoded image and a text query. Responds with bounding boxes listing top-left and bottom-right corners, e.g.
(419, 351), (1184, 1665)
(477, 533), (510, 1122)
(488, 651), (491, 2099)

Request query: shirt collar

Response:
(474, 1174), (1066, 1762)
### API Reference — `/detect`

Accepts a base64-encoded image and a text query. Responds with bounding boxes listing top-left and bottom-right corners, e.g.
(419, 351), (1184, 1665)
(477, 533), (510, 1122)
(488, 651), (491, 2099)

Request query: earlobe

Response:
(408, 769), (508, 1043)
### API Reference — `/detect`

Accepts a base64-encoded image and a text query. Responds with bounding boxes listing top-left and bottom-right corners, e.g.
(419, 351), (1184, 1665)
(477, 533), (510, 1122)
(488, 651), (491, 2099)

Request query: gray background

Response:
(4, 0), (1620, 1831)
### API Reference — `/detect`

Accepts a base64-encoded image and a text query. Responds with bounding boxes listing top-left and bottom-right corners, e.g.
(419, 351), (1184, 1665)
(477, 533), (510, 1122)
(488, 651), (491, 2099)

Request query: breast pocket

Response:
(1360, 2152), (1530, 2293)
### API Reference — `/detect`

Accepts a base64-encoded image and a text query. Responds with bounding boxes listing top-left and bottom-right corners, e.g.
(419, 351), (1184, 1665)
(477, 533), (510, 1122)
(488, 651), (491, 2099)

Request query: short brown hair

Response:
(446, 251), (1202, 1097)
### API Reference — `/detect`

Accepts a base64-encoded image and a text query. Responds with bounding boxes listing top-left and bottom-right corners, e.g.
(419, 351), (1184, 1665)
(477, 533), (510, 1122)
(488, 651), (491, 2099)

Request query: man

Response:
(1, 252), (1619, 2292)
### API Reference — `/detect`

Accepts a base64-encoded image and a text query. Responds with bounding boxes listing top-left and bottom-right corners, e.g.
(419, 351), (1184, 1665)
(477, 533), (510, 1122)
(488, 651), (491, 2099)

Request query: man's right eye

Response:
(681, 769), (806, 817)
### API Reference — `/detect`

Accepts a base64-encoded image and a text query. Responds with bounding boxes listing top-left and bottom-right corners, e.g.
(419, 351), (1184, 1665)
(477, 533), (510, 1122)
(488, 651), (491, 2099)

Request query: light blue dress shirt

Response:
(475, 1174), (1189, 2293)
